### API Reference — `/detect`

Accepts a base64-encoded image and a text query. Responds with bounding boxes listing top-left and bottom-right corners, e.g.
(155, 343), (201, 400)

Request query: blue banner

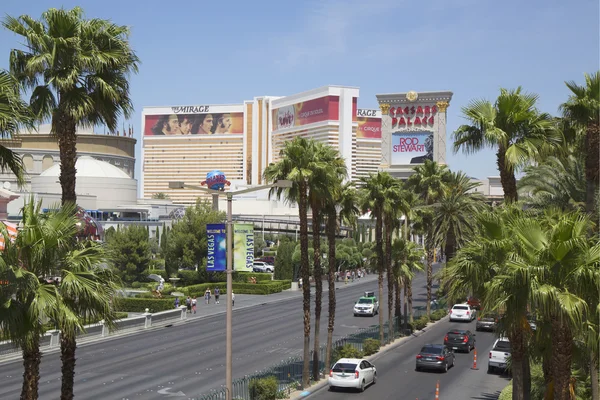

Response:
(207, 223), (226, 272)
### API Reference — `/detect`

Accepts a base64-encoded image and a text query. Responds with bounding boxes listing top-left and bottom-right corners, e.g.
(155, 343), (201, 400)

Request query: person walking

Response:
(174, 297), (180, 309)
(185, 296), (192, 313)
(191, 297), (197, 314)
(231, 291), (235, 307)
(204, 288), (211, 305)
(214, 287), (221, 304)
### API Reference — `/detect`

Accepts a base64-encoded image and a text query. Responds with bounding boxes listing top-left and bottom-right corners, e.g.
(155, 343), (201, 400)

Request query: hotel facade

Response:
(141, 86), (452, 204)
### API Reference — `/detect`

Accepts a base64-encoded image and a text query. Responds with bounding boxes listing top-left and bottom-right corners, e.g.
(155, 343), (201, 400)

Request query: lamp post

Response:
(169, 179), (292, 400)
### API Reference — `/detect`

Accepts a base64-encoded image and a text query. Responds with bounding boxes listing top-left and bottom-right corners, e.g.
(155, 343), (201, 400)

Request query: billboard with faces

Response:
(144, 112), (244, 136)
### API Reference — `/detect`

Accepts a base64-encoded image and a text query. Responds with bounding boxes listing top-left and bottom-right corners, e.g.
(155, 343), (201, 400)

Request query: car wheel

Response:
(360, 380), (365, 392)
(451, 357), (455, 368)
(372, 373), (377, 384)
(443, 363), (448, 373)
(329, 386), (336, 392)
(415, 366), (421, 372)
(487, 366), (493, 374)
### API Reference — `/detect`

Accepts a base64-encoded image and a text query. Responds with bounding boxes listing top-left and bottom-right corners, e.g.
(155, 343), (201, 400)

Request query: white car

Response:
(449, 304), (476, 322)
(488, 338), (511, 373)
(353, 297), (379, 317)
(252, 261), (274, 273)
(329, 358), (376, 392)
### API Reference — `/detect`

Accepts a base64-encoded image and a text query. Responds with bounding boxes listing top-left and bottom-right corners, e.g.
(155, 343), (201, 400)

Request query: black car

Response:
(444, 329), (476, 353)
(415, 344), (455, 372)
(476, 315), (498, 332)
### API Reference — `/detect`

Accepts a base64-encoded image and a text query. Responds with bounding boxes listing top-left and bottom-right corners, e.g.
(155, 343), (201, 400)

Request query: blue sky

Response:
(1, 0), (598, 183)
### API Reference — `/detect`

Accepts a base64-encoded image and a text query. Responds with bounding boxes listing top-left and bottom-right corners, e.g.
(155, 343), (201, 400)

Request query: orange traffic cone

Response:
(471, 348), (479, 370)
(435, 380), (440, 400)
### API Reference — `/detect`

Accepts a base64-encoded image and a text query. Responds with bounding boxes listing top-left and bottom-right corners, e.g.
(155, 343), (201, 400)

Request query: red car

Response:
(467, 297), (481, 310)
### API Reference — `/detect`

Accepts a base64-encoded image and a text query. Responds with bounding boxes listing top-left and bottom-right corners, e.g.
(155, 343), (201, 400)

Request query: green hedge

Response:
(363, 338), (381, 356)
(429, 309), (447, 321)
(498, 382), (512, 400)
(233, 272), (273, 283)
(113, 297), (175, 313)
(182, 280), (290, 297)
(249, 376), (279, 400)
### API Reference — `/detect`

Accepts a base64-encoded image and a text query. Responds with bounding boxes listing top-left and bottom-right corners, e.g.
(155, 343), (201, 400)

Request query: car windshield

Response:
(332, 363), (357, 372)
(420, 346), (443, 354)
(357, 298), (373, 304)
(494, 341), (511, 352)
(481, 317), (496, 322)
(453, 305), (469, 310)
(448, 331), (466, 338)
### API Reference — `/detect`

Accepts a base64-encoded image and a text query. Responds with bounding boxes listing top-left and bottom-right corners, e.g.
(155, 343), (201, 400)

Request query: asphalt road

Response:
(307, 318), (510, 400)
(0, 267), (439, 400)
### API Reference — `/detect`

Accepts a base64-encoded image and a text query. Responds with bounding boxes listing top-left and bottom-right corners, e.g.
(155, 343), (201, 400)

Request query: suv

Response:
(449, 304), (476, 322)
(252, 261), (274, 273)
(353, 293), (379, 317)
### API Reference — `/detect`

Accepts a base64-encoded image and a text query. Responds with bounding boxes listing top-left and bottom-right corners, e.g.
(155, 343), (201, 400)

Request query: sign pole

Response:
(226, 193), (233, 400)
(212, 193), (219, 212)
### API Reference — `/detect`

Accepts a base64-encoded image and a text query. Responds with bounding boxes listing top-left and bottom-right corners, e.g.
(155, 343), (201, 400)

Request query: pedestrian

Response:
(231, 291), (235, 307)
(186, 296), (192, 313)
(214, 287), (221, 304)
(205, 288), (211, 304)
(174, 297), (180, 309)
(192, 297), (197, 314)
(298, 277), (303, 289)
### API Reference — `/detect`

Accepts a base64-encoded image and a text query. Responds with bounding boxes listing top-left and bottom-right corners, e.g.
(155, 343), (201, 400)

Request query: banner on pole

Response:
(207, 223), (226, 272)
(233, 223), (254, 271)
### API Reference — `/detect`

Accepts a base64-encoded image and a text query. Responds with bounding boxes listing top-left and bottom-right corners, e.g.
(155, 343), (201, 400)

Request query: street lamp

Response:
(168, 179), (292, 400)
(168, 181), (222, 211)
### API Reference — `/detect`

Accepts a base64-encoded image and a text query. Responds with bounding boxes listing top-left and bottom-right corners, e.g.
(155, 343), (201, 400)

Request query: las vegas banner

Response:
(233, 223), (254, 271)
(206, 224), (226, 271)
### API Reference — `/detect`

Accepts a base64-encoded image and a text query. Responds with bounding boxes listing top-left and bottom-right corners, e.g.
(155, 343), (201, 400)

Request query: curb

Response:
(287, 315), (450, 399)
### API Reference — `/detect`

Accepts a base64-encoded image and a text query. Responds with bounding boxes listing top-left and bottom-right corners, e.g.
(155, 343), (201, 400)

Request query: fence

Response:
(0, 306), (187, 359)
(194, 313), (427, 400)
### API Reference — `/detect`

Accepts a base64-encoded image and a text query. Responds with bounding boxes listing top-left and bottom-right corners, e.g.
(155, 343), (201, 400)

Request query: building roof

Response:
(40, 156), (131, 179)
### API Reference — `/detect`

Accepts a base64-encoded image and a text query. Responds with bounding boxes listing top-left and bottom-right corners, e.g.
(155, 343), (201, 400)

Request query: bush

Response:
(177, 270), (202, 285)
(362, 338), (381, 356)
(233, 272), (272, 283)
(413, 316), (430, 331)
(115, 312), (129, 319)
(182, 280), (289, 297)
(131, 281), (142, 289)
(429, 309), (447, 321)
(498, 382), (512, 400)
(249, 376), (279, 400)
(333, 344), (363, 361)
(113, 297), (175, 313)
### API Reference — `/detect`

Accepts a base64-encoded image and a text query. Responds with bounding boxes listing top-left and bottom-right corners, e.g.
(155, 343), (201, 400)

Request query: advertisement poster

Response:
(233, 223), (254, 271)
(272, 96), (339, 130)
(144, 112), (243, 136)
(206, 224), (226, 272)
(391, 131), (434, 165)
(356, 116), (381, 139)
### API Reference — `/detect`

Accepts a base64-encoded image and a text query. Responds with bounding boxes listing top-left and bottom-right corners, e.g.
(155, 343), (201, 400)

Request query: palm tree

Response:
(359, 172), (396, 342)
(406, 160), (450, 316)
(307, 143), (346, 381)
(323, 181), (356, 374)
(430, 171), (486, 261)
(3, 7), (139, 205)
(0, 70), (30, 185)
(560, 72), (600, 217)
(264, 137), (319, 388)
(453, 87), (562, 203)
(391, 238), (424, 328)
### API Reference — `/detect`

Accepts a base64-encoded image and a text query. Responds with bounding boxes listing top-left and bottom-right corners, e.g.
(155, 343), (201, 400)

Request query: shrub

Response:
(113, 298), (175, 313)
(115, 312), (129, 319)
(131, 282), (142, 289)
(249, 376), (279, 400)
(182, 281), (289, 297)
(333, 344), (363, 361)
(413, 316), (430, 331)
(498, 382), (512, 400)
(362, 338), (381, 356)
(429, 309), (447, 321)
(233, 272), (272, 283)
(177, 270), (202, 285)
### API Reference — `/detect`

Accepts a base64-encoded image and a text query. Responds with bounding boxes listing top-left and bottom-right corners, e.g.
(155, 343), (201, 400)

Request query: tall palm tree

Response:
(391, 238), (424, 328)
(453, 87), (562, 203)
(323, 181), (356, 375)
(359, 172), (396, 342)
(264, 137), (320, 388)
(430, 171), (486, 261)
(406, 160), (450, 316)
(560, 72), (600, 217)
(307, 143), (346, 381)
(0, 70), (30, 185)
(3, 7), (139, 205)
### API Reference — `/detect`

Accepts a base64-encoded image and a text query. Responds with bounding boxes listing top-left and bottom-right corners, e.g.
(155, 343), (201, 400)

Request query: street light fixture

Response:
(168, 179), (292, 400)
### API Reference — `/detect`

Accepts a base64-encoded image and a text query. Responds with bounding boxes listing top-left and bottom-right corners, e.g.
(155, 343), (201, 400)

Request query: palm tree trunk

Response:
(403, 280), (408, 329)
(407, 279), (414, 323)
(551, 318), (574, 400)
(444, 232), (456, 263)
(508, 328), (530, 400)
(60, 334), (77, 400)
(584, 122), (599, 216)
(298, 181), (311, 389)
(21, 336), (41, 400)
(425, 247), (434, 317)
(385, 220), (394, 343)
(56, 113), (78, 205)
(324, 209), (337, 376)
(311, 206), (322, 381)
(591, 352), (599, 400)
(497, 149), (518, 203)
(394, 276), (401, 318)
(375, 211), (384, 343)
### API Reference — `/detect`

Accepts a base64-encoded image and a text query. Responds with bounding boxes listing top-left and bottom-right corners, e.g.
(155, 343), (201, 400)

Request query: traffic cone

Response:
(435, 380), (440, 400)
(471, 348), (479, 370)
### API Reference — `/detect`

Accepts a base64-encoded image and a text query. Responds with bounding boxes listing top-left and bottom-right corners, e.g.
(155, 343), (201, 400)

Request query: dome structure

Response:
(32, 156), (138, 209)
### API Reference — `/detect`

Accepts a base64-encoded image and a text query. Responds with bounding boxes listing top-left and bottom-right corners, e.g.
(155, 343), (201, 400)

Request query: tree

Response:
(406, 160), (450, 317)
(0, 70), (29, 185)
(323, 181), (356, 374)
(263, 137), (319, 388)
(274, 241), (295, 280)
(105, 225), (152, 284)
(560, 72), (600, 218)
(453, 87), (561, 203)
(151, 192), (171, 200)
(391, 238), (424, 327)
(359, 171), (396, 342)
(3, 7), (139, 205)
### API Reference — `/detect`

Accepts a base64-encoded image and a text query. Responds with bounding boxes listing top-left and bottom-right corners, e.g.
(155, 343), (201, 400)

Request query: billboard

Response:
(356, 109), (381, 139)
(272, 96), (339, 130)
(391, 131), (433, 165)
(233, 224), (254, 271)
(144, 112), (243, 136)
(206, 224), (226, 272)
